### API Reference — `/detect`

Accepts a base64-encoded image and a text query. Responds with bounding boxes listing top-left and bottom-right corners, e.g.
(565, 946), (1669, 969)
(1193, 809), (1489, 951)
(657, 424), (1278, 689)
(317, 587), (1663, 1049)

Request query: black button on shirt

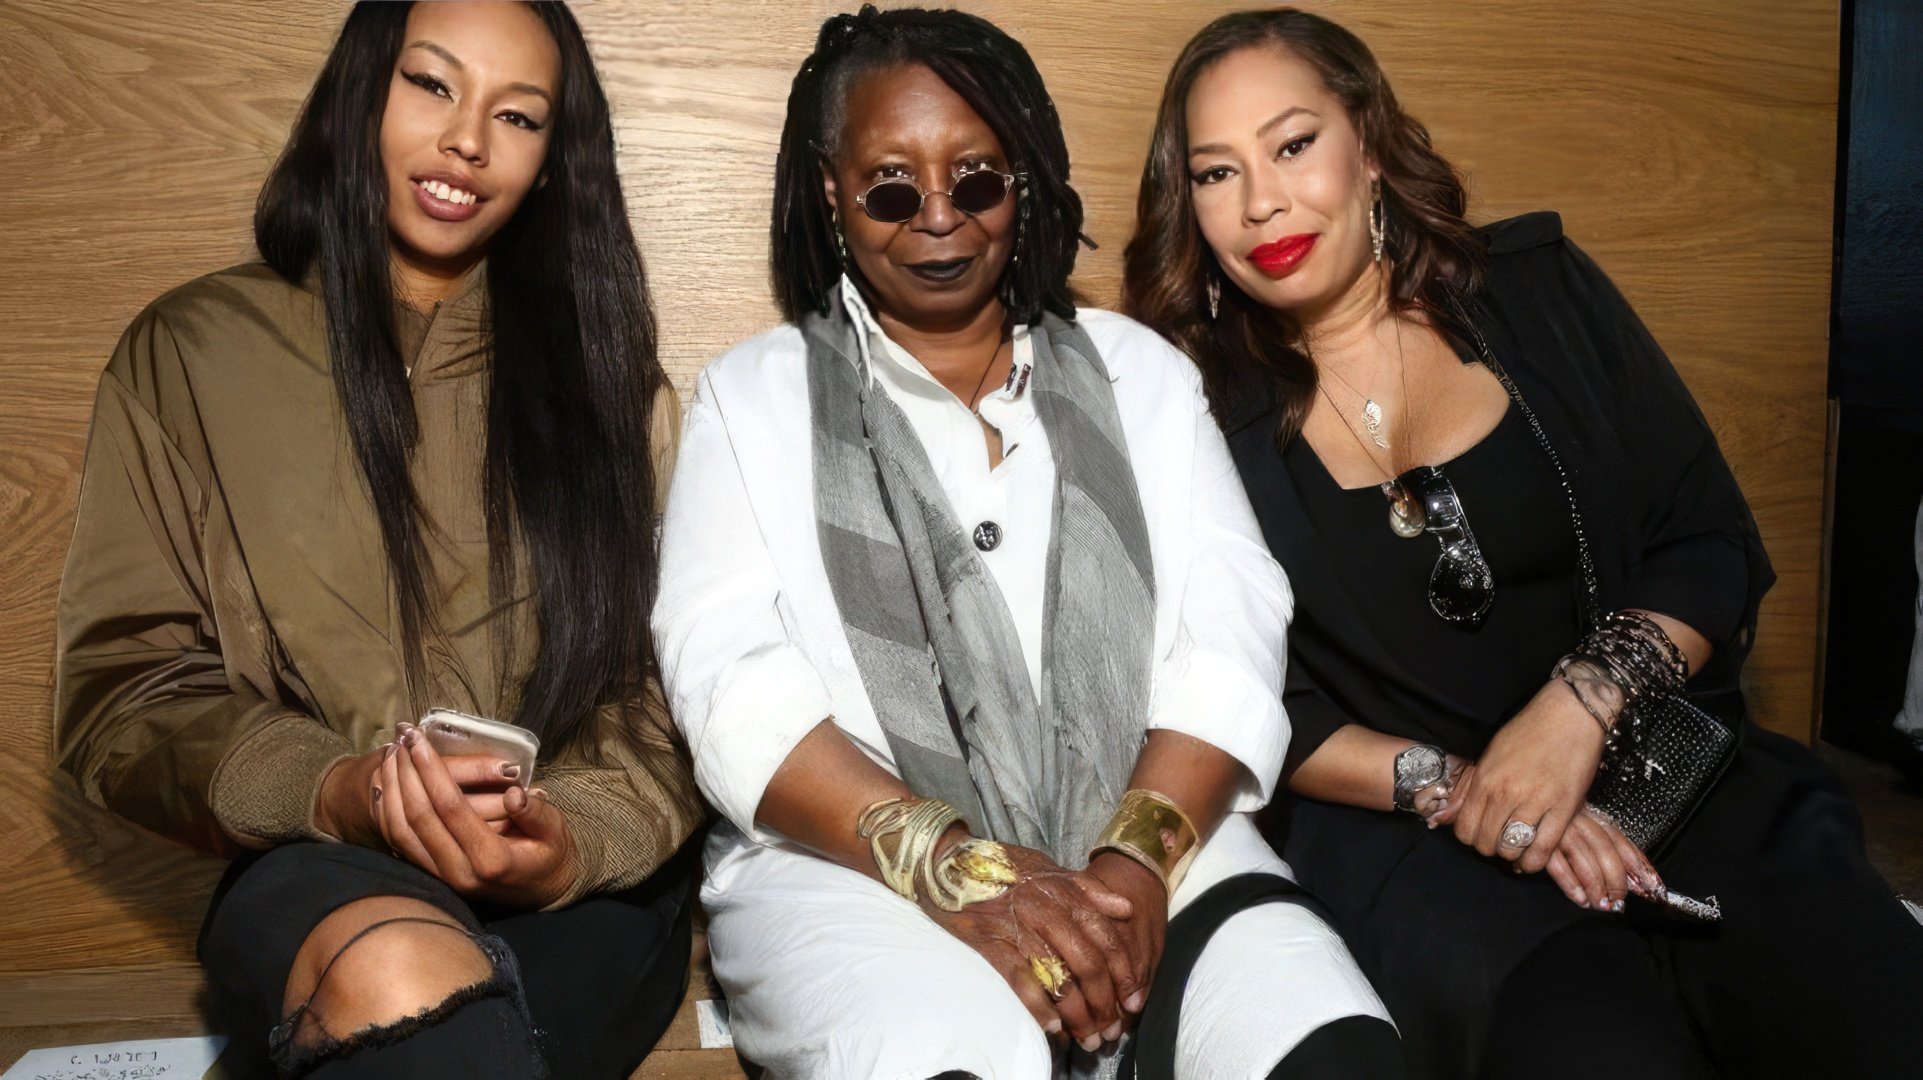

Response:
(973, 521), (1002, 551)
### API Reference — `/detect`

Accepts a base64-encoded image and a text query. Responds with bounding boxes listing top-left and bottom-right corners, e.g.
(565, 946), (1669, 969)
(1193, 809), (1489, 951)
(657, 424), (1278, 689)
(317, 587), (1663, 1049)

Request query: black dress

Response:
(1227, 212), (1923, 1079)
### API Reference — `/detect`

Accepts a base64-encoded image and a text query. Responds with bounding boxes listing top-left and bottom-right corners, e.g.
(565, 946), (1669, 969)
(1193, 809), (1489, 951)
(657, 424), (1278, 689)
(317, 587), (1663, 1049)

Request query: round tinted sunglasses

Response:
(855, 168), (1020, 224)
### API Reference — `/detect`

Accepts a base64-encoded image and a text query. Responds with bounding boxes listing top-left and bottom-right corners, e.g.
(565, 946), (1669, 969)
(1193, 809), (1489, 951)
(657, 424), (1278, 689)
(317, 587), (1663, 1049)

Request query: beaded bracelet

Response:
(1554, 611), (1688, 754)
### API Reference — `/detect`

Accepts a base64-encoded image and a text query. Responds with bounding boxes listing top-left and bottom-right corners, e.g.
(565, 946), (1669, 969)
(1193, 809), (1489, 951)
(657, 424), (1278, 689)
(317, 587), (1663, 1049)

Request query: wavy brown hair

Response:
(1123, 7), (1484, 441)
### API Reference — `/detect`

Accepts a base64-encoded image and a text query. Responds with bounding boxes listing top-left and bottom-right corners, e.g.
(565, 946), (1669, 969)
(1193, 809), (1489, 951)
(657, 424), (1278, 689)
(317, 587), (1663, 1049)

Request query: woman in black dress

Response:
(1123, 8), (1923, 1079)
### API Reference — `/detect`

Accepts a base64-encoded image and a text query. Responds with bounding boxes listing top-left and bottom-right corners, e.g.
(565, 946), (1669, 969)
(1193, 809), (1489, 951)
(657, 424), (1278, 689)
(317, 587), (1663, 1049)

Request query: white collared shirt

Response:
(655, 289), (1296, 847)
(837, 278), (1054, 699)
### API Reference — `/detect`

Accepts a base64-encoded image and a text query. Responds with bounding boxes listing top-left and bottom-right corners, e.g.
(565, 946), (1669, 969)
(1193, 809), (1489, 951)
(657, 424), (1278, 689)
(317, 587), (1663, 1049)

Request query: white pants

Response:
(702, 813), (1390, 1080)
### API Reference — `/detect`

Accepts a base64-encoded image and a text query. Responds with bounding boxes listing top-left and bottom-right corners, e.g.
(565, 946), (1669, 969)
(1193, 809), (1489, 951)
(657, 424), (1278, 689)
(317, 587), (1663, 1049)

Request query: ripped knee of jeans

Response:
(269, 916), (535, 1075)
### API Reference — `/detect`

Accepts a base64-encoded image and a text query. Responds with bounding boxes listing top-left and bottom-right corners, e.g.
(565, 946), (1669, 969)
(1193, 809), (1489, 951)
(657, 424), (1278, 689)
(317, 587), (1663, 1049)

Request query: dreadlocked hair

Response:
(770, 4), (1093, 326)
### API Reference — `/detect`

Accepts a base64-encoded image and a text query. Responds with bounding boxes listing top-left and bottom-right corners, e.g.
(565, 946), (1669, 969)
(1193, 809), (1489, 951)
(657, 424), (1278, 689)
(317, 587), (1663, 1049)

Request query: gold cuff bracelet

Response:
(1089, 788), (1199, 896)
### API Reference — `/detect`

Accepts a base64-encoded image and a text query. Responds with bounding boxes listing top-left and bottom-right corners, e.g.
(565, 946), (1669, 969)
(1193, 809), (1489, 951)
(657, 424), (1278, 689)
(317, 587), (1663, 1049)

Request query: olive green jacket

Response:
(54, 262), (702, 908)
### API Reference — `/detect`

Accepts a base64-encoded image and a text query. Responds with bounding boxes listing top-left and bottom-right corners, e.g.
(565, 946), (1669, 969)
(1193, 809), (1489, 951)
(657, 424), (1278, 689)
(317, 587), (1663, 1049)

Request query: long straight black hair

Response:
(255, 1), (666, 761)
(769, 4), (1093, 326)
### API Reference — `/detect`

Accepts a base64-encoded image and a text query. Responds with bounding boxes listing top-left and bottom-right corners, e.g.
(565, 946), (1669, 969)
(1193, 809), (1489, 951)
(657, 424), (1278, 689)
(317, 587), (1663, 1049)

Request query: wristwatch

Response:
(1393, 743), (1448, 813)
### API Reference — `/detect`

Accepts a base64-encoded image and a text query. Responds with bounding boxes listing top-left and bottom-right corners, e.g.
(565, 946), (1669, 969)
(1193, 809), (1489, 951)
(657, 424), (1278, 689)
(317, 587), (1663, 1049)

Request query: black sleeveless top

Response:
(1284, 402), (1581, 757)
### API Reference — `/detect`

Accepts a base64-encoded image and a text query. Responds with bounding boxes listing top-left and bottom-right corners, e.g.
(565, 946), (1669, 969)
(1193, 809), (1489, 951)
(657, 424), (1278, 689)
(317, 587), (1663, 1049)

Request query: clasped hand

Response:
(926, 841), (1165, 1052)
(1427, 682), (1663, 911)
(316, 722), (578, 908)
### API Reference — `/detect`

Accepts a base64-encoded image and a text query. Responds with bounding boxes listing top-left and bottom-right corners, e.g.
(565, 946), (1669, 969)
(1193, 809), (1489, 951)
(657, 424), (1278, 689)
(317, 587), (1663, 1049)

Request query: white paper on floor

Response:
(695, 999), (735, 1049)
(1, 1036), (226, 1080)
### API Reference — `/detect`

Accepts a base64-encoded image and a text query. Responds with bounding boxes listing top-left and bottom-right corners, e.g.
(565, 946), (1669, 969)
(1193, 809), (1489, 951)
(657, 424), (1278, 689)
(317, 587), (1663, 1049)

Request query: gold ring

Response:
(1029, 953), (1072, 1000)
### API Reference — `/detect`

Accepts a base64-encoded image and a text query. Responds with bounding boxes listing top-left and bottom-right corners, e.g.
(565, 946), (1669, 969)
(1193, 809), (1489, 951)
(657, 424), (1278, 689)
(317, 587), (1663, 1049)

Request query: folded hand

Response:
(926, 842), (1144, 1049)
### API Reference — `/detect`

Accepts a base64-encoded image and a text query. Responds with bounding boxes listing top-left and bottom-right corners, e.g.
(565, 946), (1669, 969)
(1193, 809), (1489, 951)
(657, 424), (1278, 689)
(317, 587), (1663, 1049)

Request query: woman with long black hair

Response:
(54, 3), (700, 1076)
(1124, 8), (1923, 1078)
(654, 6), (1400, 1078)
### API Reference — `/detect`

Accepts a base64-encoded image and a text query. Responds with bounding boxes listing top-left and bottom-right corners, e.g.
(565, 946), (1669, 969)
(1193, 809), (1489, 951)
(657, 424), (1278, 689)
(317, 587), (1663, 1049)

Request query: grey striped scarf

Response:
(806, 305), (1155, 866)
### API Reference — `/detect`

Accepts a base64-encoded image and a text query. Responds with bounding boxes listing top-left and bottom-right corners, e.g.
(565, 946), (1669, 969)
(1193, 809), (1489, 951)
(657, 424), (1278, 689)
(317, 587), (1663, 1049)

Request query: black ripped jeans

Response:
(198, 838), (697, 1079)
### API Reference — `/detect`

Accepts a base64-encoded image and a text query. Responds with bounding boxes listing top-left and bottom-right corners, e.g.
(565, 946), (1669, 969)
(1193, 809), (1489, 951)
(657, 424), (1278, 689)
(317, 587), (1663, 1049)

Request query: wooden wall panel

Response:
(0, 0), (1834, 979)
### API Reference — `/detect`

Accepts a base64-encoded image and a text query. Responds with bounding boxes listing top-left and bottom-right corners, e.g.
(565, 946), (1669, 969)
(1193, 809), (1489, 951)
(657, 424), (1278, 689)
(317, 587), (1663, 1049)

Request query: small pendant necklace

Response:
(1316, 320), (1425, 538)
(1321, 364), (1388, 449)
(964, 335), (1010, 419)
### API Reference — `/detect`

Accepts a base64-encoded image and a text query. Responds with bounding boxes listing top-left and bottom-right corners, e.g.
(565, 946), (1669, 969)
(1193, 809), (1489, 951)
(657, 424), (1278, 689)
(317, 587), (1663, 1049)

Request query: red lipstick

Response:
(1248, 233), (1318, 278)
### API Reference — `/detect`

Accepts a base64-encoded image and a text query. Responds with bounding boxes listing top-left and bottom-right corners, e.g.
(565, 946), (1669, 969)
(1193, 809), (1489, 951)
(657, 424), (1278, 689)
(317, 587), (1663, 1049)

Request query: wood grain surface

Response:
(0, 0), (1835, 1006)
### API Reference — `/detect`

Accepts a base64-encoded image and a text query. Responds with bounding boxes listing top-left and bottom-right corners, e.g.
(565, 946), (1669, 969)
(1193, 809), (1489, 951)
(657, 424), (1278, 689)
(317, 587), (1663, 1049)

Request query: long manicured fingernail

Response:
(1611, 899), (1625, 913)
(1124, 989), (1145, 1013)
(382, 743), (396, 761)
(501, 763), (521, 779)
(1080, 1033), (1102, 1053)
(400, 727), (420, 747)
(1044, 1018), (1062, 1035)
(1102, 1021), (1123, 1042)
(1571, 886), (1587, 906)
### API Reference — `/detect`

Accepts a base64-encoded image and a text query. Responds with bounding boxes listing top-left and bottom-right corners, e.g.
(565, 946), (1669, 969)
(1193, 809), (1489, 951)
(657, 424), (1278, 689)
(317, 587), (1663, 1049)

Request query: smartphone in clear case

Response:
(418, 708), (538, 787)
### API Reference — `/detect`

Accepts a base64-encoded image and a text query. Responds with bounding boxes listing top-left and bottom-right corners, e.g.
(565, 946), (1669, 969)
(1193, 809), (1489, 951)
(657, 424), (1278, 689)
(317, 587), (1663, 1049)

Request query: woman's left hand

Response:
(377, 723), (580, 908)
(1435, 680), (1607, 874)
(1083, 850), (1167, 1029)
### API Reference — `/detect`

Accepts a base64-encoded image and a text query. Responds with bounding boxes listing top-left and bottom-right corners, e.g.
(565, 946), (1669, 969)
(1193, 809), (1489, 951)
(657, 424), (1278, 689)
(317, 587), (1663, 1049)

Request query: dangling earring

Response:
(1206, 274), (1220, 320)
(1369, 181), (1386, 263)
(832, 209), (849, 265)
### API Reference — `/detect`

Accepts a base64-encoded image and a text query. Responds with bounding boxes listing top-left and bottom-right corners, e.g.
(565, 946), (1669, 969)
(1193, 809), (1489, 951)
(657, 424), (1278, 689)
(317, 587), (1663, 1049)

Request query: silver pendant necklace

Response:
(1323, 364), (1389, 449)
(1317, 319), (1423, 536)
(1360, 399), (1388, 449)
(1318, 382), (1424, 537)
(1383, 478), (1426, 538)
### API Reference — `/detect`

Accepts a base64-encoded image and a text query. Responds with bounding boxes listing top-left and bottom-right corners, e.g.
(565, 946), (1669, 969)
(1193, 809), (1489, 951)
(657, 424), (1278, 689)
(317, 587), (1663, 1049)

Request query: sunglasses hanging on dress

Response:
(1316, 330), (1496, 628)
(1383, 466), (1496, 628)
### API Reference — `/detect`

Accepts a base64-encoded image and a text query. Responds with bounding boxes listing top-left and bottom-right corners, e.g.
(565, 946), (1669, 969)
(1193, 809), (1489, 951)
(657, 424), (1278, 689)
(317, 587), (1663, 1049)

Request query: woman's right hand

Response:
(315, 743), (518, 850)
(923, 840), (1142, 1050)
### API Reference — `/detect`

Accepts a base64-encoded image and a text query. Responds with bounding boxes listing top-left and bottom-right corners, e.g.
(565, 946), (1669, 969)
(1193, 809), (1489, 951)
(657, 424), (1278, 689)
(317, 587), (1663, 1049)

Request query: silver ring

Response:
(1499, 820), (1538, 850)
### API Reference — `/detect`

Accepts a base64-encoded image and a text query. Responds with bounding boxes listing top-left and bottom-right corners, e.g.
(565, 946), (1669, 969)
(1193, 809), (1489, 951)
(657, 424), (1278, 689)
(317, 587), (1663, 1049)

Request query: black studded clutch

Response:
(1585, 693), (1742, 856)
